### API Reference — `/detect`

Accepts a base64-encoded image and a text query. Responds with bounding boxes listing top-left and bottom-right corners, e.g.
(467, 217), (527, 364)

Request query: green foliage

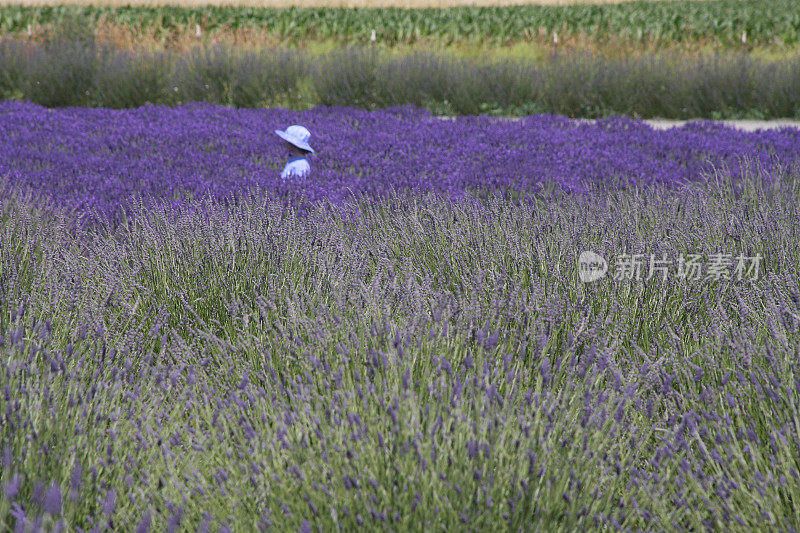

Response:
(0, 40), (26, 100)
(170, 45), (310, 107)
(24, 38), (100, 107)
(229, 48), (308, 108)
(41, 8), (95, 46)
(171, 45), (241, 106)
(2, 39), (800, 118)
(314, 46), (381, 108)
(20, 16), (104, 107)
(94, 49), (173, 108)
(1, 0), (800, 46)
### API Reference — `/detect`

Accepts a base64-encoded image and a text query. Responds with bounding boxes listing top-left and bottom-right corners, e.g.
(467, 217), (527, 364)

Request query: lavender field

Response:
(3, 101), (800, 224)
(1, 102), (800, 531)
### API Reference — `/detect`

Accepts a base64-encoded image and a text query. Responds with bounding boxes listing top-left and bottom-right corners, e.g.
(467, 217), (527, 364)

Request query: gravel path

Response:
(613, 119), (800, 132)
(437, 116), (800, 131)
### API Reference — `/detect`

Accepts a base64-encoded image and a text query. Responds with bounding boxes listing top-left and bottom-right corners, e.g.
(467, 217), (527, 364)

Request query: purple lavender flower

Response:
(132, 512), (151, 533)
(43, 484), (62, 515)
(166, 508), (183, 533)
(2, 475), (21, 500)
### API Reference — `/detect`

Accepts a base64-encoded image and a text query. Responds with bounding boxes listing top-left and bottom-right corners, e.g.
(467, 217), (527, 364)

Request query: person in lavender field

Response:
(275, 125), (315, 180)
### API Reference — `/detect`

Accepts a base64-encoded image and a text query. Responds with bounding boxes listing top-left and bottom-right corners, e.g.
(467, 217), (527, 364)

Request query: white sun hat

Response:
(275, 125), (315, 153)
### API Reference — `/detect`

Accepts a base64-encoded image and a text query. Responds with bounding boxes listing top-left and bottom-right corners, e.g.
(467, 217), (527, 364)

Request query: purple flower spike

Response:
(2, 475), (21, 500)
(135, 512), (151, 533)
(43, 484), (62, 515)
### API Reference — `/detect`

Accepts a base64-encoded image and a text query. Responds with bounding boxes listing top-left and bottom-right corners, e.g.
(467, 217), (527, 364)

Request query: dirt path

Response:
(438, 117), (800, 131)
(630, 119), (800, 132)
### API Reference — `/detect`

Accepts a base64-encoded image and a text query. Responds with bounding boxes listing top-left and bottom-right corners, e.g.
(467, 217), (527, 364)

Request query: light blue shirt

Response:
(281, 157), (310, 179)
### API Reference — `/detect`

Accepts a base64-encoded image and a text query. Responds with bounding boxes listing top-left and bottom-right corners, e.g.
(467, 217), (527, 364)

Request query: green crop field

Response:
(0, 0), (703, 6)
(1, 0), (798, 46)
(0, 0), (705, 7)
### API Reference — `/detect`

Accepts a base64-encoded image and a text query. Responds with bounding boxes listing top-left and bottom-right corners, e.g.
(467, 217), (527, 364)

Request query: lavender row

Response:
(2, 101), (800, 226)
(1, 166), (799, 529)
(3, 39), (800, 119)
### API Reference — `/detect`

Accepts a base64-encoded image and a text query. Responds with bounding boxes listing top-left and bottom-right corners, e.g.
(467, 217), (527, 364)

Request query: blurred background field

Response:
(1, 1), (798, 53)
(0, 0), (715, 8)
(2, 0), (800, 118)
(2, 39), (799, 118)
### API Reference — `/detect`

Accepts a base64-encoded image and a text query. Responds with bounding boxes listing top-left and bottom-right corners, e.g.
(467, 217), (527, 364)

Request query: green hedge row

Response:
(1, 0), (800, 46)
(2, 39), (799, 118)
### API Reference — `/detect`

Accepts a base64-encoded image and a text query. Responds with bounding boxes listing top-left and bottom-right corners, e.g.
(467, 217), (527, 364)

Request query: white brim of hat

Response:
(275, 130), (315, 153)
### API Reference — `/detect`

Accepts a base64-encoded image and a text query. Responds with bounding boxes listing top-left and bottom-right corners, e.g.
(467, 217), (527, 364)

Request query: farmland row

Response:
(4, 101), (800, 222)
(1, 0), (799, 46)
(2, 39), (799, 119)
